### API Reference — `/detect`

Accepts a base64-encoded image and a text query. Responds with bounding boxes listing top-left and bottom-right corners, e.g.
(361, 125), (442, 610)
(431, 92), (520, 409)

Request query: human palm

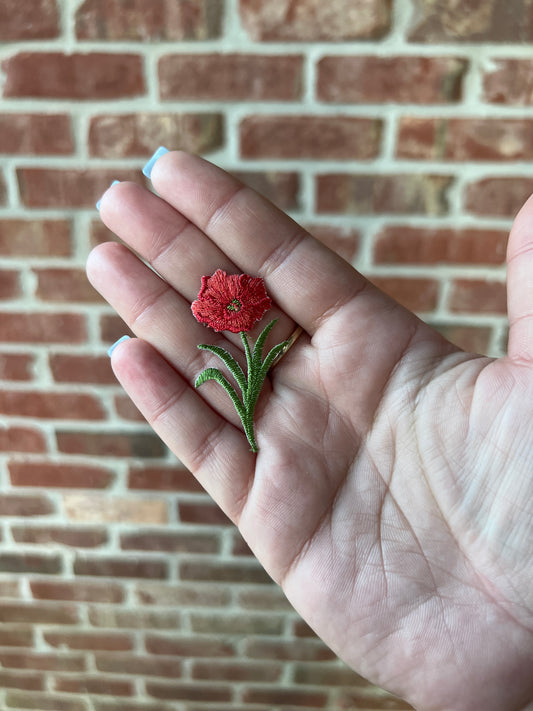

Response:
(87, 152), (533, 711)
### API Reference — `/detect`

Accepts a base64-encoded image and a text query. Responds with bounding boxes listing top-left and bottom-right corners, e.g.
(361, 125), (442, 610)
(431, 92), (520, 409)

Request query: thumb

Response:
(506, 192), (533, 363)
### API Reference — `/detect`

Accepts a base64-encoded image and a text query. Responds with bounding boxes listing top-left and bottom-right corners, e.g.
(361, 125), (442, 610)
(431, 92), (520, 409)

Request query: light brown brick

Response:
(0, 219), (71, 257)
(464, 177), (533, 218)
(63, 494), (168, 525)
(89, 112), (223, 158)
(448, 279), (507, 314)
(240, 0), (391, 40)
(0, 114), (73, 155)
(0, 390), (104, 420)
(0, 312), (86, 344)
(9, 462), (113, 489)
(483, 59), (533, 104)
(56, 430), (166, 458)
(370, 276), (439, 312)
(34, 268), (103, 303)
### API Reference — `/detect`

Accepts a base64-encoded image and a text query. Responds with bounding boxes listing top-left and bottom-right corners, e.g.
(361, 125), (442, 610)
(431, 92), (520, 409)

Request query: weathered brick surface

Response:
(241, 116), (383, 160)
(2, 53), (145, 99)
(318, 56), (467, 103)
(0, 2), (522, 710)
(76, 0), (222, 40)
(0, 0), (59, 40)
(160, 54), (303, 101)
(89, 113), (224, 157)
(240, 0), (392, 40)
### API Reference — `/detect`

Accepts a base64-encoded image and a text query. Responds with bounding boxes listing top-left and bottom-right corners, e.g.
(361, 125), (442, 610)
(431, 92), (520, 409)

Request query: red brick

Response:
(483, 59), (533, 104)
(0, 173), (6, 205)
(121, 531), (219, 554)
(448, 279), (507, 314)
(31, 580), (123, 603)
(0, 495), (55, 517)
(5, 692), (86, 711)
(242, 686), (327, 707)
(3, 53), (145, 99)
(431, 324), (492, 354)
(0, 553), (62, 575)
(17, 168), (143, 208)
(370, 276), (439, 312)
(0, 651), (85, 672)
(294, 661), (368, 686)
(0, 114), (73, 155)
(398, 117), (533, 161)
(464, 177), (533, 217)
(0, 219), (71, 257)
(0, 269), (21, 299)
(180, 560), (272, 585)
(89, 112), (223, 158)
(0, 426), (46, 453)
(234, 170), (300, 211)
(240, 115), (382, 160)
(338, 690), (413, 709)
(0, 0), (59, 40)
(0, 602), (77, 625)
(114, 395), (145, 421)
(44, 631), (133, 652)
(160, 54), (302, 101)
(56, 430), (165, 458)
(316, 174), (452, 215)
(0, 353), (35, 381)
(0, 390), (104, 420)
(237, 587), (293, 611)
(99, 314), (133, 344)
(373, 226), (508, 265)
(0, 312), (86, 344)
(49, 354), (115, 385)
(0, 628), (33, 647)
(76, 0), (222, 40)
(145, 681), (232, 702)
(0, 670), (44, 691)
(304, 225), (359, 263)
(129, 465), (203, 492)
(135, 582), (230, 608)
(190, 613), (284, 636)
(232, 532), (254, 556)
(73, 557), (168, 579)
(145, 634), (235, 658)
(95, 654), (181, 678)
(9, 462), (112, 489)
(408, 0), (533, 42)
(192, 660), (281, 682)
(14, 526), (107, 548)
(245, 638), (336, 662)
(34, 268), (103, 303)
(88, 607), (181, 630)
(318, 56), (466, 103)
(178, 500), (232, 526)
(240, 0), (391, 40)
(54, 676), (134, 696)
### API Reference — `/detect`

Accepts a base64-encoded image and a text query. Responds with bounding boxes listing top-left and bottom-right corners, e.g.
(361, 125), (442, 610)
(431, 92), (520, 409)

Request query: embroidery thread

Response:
(192, 270), (288, 453)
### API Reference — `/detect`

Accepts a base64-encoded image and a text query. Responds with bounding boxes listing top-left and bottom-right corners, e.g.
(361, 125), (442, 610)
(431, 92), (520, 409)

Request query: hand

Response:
(87, 152), (533, 711)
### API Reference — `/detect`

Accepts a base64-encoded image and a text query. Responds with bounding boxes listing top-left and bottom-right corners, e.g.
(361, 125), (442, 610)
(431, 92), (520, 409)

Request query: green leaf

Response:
(251, 319), (278, 374)
(197, 343), (247, 396)
(194, 367), (246, 420)
(260, 340), (290, 380)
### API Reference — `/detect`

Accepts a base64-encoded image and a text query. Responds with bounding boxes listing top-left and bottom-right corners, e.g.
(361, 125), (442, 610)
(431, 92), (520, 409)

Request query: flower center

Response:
(226, 298), (242, 313)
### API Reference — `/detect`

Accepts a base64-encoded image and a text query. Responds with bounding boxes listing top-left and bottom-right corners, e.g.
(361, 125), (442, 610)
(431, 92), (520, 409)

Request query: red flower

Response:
(191, 270), (272, 333)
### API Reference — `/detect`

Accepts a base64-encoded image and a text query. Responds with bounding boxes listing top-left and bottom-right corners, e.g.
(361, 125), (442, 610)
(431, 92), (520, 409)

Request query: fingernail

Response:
(108, 335), (131, 357)
(96, 180), (121, 211)
(142, 146), (169, 179)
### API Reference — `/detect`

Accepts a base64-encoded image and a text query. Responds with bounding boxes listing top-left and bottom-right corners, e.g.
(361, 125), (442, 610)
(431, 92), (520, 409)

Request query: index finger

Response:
(150, 151), (364, 335)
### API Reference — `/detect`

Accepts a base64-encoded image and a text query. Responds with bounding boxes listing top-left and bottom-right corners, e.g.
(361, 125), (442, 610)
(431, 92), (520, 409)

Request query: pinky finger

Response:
(109, 337), (255, 522)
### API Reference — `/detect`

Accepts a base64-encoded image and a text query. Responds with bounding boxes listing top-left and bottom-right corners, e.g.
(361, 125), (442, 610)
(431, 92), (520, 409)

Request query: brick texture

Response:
(0, 1), (521, 709)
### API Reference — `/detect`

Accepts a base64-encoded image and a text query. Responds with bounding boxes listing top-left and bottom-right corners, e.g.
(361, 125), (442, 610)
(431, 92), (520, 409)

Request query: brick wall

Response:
(0, 0), (526, 708)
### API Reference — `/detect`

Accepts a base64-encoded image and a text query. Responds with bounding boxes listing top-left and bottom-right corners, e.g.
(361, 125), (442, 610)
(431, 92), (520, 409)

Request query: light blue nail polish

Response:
(142, 146), (169, 179)
(108, 335), (131, 357)
(96, 180), (121, 211)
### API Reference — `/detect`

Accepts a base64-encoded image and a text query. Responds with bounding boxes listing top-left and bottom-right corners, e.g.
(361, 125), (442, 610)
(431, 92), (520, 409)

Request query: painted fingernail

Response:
(96, 180), (121, 211)
(108, 335), (131, 357)
(142, 146), (169, 179)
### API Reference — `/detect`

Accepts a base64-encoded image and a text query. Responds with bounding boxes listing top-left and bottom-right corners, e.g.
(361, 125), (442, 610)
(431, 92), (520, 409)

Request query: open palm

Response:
(87, 152), (533, 711)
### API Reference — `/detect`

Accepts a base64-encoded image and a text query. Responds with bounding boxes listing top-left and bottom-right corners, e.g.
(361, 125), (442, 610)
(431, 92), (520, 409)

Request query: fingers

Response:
(149, 151), (364, 335)
(86, 241), (256, 427)
(108, 336), (255, 522)
(506, 193), (533, 363)
(98, 180), (296, 344)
